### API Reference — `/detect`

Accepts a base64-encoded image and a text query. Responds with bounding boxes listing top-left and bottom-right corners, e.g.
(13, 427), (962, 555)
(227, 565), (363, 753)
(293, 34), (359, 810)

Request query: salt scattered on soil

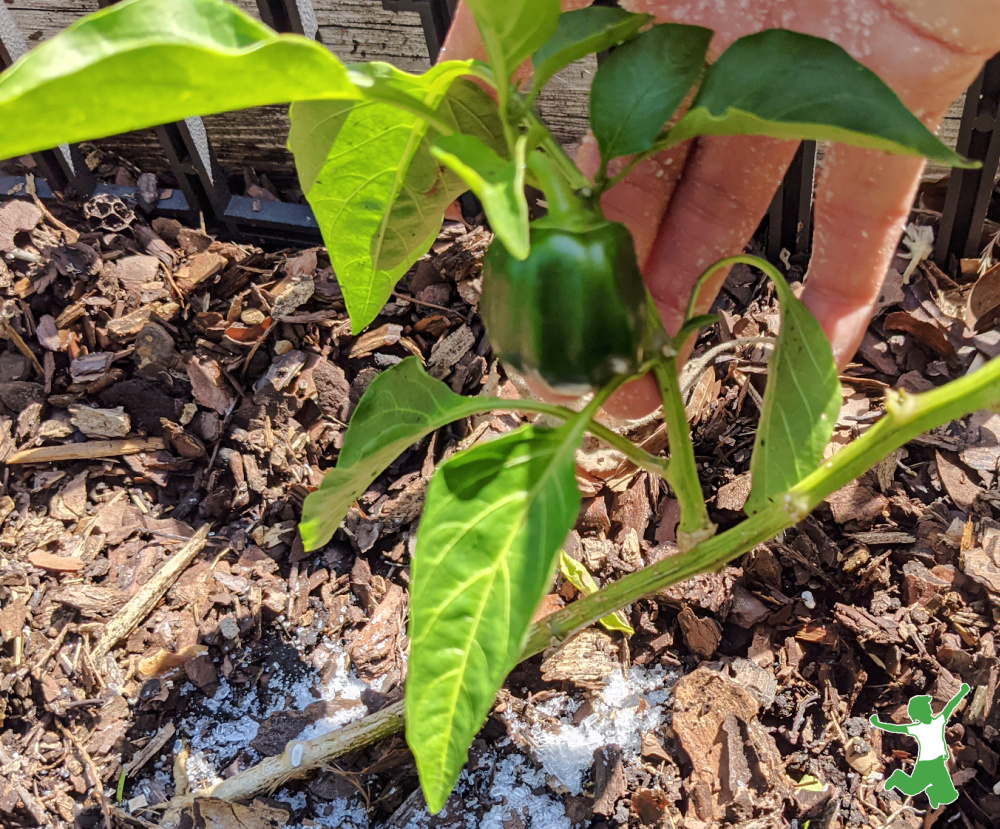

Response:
(278, 788), (369, 829)
(134, 639), (370, 796)
(396, 743), (571, 829)
(397, 662), (679, 829)
(506, 663), (678, 795)
(301, 796), (371, 829)
(137, 645), (678, 827)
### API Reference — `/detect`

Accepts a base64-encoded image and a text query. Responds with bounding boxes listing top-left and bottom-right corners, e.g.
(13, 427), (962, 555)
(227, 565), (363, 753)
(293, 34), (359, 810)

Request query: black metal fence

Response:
(1, 0), (999, 268)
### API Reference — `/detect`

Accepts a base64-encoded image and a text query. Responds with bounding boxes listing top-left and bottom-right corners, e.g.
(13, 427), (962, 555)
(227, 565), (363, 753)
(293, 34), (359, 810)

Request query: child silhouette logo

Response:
(869, 683), (970, 808)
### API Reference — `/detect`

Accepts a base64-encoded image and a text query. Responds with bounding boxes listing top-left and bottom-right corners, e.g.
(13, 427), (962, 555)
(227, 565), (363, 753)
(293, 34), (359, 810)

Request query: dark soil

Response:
(1, 172), (999, 829)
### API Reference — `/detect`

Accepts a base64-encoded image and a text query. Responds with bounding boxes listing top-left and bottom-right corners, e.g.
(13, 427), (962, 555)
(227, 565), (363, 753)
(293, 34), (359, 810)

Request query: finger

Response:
(602, 135), (798, 419)
(575, 134), (690, 267)
(885, 0), (1000, 56)
(645, 136), (798, 331)
(788, 10), (991, 369)
(800, 147), (925, 369)
(438, 4), (487, 63)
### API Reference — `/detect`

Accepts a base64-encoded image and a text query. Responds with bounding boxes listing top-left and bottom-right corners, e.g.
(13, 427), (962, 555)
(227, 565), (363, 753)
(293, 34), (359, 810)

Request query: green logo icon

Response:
(869, 683), (970, 808)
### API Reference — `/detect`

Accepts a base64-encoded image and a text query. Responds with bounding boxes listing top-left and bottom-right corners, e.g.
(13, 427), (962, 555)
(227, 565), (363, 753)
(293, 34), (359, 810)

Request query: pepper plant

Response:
(1, 0), (997, 811)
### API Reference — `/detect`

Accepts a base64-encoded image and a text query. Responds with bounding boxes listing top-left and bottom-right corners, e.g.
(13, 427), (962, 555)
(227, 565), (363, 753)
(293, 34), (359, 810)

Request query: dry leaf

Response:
(192, 798), (289, 829)
(883, 311), (957, 360)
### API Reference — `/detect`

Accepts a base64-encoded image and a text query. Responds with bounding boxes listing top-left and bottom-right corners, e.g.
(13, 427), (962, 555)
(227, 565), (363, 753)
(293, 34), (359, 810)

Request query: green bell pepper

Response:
(480, 212), (648, 392)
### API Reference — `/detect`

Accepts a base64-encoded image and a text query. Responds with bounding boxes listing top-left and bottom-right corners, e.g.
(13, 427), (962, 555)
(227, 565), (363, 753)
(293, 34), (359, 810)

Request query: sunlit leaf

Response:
(0, 0), (358, 159)
(532, 7), (651, 93)
(465, 0), (560, 86)
(558, 551), (634, 635)
(289, 64), (503, 332)
(669, 29), (971, 167)
(432, 134), (529, 259)
(298, 358), (490, 550)
(407, 424), (584, 811)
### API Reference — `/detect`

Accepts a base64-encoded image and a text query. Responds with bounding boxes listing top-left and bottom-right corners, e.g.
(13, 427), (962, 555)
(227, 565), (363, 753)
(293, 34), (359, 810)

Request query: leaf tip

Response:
(422, 785), (449, 816)
(296, 518), (325, 553)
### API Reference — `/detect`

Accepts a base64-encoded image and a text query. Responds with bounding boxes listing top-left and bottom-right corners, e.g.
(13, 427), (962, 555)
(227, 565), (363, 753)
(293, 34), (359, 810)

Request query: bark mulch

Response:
(1, 175), (999, 829)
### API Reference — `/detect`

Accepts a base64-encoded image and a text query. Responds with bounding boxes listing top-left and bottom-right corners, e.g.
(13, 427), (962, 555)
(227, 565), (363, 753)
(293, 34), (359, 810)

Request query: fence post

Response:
(256, 0), (318, 39)
(381, 0), (456, 61)
(935, 52), (1000, 266)
(766, 141), (817, 263)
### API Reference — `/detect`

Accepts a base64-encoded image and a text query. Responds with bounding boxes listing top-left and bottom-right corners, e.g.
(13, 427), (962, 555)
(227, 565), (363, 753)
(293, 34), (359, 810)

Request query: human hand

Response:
(442, 0), (1000, 418)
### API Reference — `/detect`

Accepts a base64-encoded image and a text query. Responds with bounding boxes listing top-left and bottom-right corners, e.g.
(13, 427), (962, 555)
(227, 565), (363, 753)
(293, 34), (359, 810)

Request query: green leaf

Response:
(669, 29), (972, 168)
(744, 274), (840, 516)
(289, 64), (504, 333)
(796, 774), (825, 793)
(465, 0), (560, 86)
(407, 424), (584, 812)
(0, 0), (358, 159)
(298, 357), (491, 550)
(590, 24), (712, 164)
(531, 7), (652, 94)
(431, 134), (529, 260)
(558, 551), (634, 635)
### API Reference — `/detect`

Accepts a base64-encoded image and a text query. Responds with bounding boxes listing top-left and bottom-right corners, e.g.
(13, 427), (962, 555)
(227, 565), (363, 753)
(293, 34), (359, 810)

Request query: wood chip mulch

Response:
(1, 178), (999, 829)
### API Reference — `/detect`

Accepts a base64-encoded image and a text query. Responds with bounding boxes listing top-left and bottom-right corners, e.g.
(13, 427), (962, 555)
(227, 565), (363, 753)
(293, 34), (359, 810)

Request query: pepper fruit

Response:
(480, 210), (648, 393)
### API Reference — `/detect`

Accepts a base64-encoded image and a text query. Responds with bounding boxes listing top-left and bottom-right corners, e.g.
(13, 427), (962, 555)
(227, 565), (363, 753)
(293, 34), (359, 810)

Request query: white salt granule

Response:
(509, 664), (678, 795)
(478, 753), (571, 829)
(399, 742), (571, 829)
(275, 790), (307, 812)
(150, 641), (372, 800)
(311, 796), (370, 828)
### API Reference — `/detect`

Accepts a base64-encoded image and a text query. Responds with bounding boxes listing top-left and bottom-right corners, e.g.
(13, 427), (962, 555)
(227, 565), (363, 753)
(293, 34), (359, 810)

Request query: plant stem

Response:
(156, 701), (408, 825)
(524, 352), (1000, 656)
(522, 490), (788, 658)
(480, 398), (671, 478)
(526, 111), (593, 192)
(598, 152), (647, 194)
(683, 255), (786, 323)
(653, 359), (714, 549)
(526, 151), (585, 223)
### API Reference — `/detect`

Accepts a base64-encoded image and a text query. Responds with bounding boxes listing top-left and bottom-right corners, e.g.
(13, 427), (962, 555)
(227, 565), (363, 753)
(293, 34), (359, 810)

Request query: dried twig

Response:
(391, 290), (470, 321)
(0, 316), (44, 375)
(25, 173), (80, 243)
(6, 437), (166, 464)
(680, 336), (774, 401)
(157, 701), (405, 827)
(123, 723), (176, 778)
(92, 525), (211, 661)
(57, 722), (112, 829)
